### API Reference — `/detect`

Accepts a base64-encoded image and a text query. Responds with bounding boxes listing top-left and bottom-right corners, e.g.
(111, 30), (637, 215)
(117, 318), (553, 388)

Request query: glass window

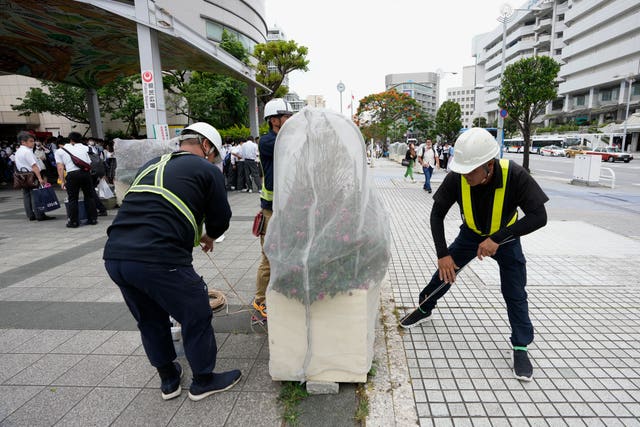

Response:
(575, 95), (585, 106)
(206, 21), (223, 42)
(601, 89), (612, 102)
(633, 84), (640, 96)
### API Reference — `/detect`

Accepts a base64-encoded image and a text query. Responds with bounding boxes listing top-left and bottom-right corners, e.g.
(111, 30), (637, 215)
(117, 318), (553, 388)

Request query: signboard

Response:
(499, 109), (508, 118)
(153, 124), (170, 141)
(141, 70), (156, 110)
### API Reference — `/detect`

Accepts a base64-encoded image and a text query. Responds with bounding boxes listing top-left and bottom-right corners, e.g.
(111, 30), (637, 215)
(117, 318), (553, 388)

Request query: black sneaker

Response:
(66, 221), (79, 228)
(513, 349), (533, 381)
(399, 306), (433, 329)
(160, 362), (183, 400)
(188, 370), (242, 401)
(37, 215), (56, 221)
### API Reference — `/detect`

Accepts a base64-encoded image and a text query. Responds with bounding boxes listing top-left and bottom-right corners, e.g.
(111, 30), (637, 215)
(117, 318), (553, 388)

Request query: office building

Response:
(446, 65), (476, 128)
(306, 95), (326, 108)
(385, 72), (440, 117)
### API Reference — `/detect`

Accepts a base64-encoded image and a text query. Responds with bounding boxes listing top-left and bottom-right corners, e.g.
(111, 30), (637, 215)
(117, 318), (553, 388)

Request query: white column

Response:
(135, 0), (167, 139)
(587, 87), (595, 109)
(85, 88), (104, 139)
(246, 86), (260, 137)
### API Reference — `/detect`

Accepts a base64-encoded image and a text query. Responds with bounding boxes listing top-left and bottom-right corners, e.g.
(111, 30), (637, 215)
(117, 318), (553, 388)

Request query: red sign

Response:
(142, 70), (153, 83)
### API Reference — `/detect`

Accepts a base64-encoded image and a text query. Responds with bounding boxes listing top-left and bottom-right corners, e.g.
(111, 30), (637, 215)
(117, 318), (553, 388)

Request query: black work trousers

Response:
(105, 260), (217, 376)
(65, 170), (97, 224)
(418, 227), (533, 347)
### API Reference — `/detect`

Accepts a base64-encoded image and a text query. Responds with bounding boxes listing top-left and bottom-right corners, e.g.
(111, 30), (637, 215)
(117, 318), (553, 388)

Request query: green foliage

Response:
(219, 29), (249, 64)
(435, 100), (462, 143)
(98, 75), (144, 137)
(534, 123), (579, 134)
(473, 117), (488, 128)
(219, 124), (251, 141)
(182, 71), (248, 129)
(254, 40), (309, 104)
(499, 56), (561, 171)
(278, 382), (308, 426)
(354, 384), (369, 423)
(356, 90), (424, 142)
(11, 80), (89, 124)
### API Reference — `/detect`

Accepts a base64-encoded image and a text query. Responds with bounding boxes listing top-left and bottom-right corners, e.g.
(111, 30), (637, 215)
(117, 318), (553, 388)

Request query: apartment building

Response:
(472, 0), (640, 150)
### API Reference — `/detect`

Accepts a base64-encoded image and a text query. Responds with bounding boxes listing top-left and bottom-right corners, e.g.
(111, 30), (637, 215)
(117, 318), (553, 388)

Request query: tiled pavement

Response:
(1, 156), (640, 426)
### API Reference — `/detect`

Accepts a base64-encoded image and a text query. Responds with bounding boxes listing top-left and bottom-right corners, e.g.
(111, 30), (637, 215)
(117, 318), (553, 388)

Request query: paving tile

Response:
(56, 387), (139, 426)
(1, 386), (89, 426)
(51, 330), (116, 354)
(0, 329), (45, 353)
(0, 385), (43, 421)
(169, 391), (237, 426)
(52, 354), (126, 386)
(110, 389), (186, 427)
(217, 333), (267, 359)
(99, 355), (157, 388)
(0, 353), (43, 384)
(5, 353), (84, 385)
(91, 330), (142, 355)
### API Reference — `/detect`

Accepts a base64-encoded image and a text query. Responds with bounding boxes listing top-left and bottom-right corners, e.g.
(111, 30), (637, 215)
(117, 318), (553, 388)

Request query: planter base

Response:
(267, 287), (380, 383)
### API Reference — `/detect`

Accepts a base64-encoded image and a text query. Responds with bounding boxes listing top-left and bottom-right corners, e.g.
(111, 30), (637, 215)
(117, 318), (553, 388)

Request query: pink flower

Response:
(342, 235), (350, 242)
(317, 292), (325, 300)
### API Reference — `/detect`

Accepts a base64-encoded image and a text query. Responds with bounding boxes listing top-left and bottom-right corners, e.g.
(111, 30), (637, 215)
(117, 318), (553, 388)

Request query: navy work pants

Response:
(105, 260), (217, 376)
(418, 227), (533, 347)
(422, 165), (434, 191)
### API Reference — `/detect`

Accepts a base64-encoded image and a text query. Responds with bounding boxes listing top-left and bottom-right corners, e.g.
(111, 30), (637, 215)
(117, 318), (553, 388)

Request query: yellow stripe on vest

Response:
(125, 152), (203, 246)
(461, 158), (517, 236)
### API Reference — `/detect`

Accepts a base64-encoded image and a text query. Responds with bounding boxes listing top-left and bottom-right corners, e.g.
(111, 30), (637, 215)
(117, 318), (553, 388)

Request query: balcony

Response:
(536, 17), (552, 30)
(534, 34), (551, 47)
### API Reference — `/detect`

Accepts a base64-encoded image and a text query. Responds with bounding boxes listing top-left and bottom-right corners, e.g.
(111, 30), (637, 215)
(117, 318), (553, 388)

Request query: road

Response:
(501, 152), (640, 239)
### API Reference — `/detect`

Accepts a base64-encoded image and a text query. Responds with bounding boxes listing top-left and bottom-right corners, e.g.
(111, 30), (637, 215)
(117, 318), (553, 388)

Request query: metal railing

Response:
(600, 167), (616, 189)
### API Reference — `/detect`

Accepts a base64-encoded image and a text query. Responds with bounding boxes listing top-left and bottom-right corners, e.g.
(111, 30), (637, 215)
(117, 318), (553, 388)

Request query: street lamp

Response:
(337, 81), (345, 114)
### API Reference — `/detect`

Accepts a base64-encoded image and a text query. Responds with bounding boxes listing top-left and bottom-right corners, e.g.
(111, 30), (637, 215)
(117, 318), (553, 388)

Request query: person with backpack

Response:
(87, 139), (108, 216)
(418, 139), (439, 193)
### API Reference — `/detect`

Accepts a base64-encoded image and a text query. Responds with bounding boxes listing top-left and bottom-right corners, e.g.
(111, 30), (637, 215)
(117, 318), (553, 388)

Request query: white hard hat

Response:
(263, 98), (293, 120)
(182, 122), (222, 160)
(448, 128), (499, 174)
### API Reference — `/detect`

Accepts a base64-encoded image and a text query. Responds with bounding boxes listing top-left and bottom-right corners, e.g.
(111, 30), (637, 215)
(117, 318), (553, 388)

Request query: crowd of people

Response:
(2, 131), (116, 226)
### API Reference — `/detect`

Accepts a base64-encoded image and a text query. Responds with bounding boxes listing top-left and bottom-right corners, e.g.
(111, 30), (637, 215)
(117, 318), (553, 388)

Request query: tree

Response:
(499, 56), (560, 171)
(12, 81), (90, 125)
(435, 100), (462, 144)
(219, 29), (250, 65)
(254, 40), (309, 104)
(99, 76), (144, 137)
(355, 90), (423, 142)
(473, 116), (488, 128)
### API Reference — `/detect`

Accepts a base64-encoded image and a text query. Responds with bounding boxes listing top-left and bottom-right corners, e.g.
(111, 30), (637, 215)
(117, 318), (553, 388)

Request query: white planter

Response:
(268, 285), (380, 383)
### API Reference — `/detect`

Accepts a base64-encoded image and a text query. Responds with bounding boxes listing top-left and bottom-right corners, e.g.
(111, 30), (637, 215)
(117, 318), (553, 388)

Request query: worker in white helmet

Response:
(103, 122), (241, 402)
(399, 127), (549, 382)
(253, 98), (294, 319)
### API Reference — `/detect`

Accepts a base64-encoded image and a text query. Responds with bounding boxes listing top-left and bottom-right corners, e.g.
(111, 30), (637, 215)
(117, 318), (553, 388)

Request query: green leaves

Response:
(254, 40), (309, 104)
(12, 81), (89, 124)
(355, 90), (425, 141)
(435, 100), (462, 143)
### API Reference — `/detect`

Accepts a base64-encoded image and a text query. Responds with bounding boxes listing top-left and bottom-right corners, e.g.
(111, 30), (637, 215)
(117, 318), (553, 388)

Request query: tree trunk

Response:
(522, 122), (531, 173)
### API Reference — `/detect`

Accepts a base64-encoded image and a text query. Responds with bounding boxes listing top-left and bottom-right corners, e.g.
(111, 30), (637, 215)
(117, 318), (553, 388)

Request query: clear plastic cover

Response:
(265, 107), (391, 382)
(112, 137), (179, 201)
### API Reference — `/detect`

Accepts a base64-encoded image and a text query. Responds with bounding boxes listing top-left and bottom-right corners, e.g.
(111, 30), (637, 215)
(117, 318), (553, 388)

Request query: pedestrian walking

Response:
(403, 142), (417, 183)
(103, 122), (241, 402)
(14, 131), (55, 221)
(418, 139), (439, 193)
(399, 128), (549, 382)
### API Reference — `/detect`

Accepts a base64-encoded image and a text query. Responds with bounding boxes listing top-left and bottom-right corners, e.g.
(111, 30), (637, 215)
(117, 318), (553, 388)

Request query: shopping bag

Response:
(97, 178), (115, 199)
(401, 159), (410, 166)
(252, 211), (265, 237)
(32, 186), (61, 213)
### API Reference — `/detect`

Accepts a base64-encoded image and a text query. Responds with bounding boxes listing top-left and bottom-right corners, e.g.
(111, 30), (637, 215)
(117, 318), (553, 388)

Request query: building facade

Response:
(306, 95), (326, 109)
(0, 0), (267, 140)
(446, 65), (476, 129)
(472, 0), (640, 150)
(385, 72), (440, 118)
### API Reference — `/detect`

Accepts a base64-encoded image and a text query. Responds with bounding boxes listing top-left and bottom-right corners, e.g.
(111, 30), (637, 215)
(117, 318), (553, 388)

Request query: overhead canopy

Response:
(0, 0), (266, 89)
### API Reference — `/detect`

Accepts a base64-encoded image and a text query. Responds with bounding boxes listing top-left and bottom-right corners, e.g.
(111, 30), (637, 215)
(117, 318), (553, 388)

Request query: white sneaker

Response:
(411, 179), (416, 183)
(215, 234), (226, 243)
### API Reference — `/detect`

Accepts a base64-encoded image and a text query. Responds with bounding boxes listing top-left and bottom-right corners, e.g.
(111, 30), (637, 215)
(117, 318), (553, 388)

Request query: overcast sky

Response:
(265, 0), (522, 113)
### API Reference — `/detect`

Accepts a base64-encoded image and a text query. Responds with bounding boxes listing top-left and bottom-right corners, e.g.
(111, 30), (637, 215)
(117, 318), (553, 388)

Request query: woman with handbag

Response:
(14, 131), (55, 221)
(403, 142), (417, 183)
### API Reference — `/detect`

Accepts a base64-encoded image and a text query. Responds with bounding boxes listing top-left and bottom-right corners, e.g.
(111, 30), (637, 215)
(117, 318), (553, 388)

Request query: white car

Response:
(539, 145), (566, 157)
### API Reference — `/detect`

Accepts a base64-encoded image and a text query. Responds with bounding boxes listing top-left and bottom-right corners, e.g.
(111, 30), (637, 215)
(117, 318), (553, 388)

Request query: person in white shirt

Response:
(418, 139), (439, 193)
(15, 131), (55, 221)
(231, 142), (245, 191)
(241, 137), (261, 193)
(55, 132), (98, 228)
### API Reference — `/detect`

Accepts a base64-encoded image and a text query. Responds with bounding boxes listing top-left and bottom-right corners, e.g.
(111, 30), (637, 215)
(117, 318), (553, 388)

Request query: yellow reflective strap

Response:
(461, 159), (517, 236)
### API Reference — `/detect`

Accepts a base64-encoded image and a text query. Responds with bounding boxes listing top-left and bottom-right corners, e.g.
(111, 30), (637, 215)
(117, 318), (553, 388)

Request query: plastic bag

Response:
(97, 178), (115, 199)
(265, 107), (391, 381)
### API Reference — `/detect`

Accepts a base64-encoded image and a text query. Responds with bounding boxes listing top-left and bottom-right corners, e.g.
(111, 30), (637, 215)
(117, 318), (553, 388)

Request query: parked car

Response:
(539, 145), (566, 157)
(565, 145), (589, 158)
(584, 146), (633, 163)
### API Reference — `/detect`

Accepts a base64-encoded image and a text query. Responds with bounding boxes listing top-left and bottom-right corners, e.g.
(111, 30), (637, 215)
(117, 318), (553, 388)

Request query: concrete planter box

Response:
(267, 286), (380, 383)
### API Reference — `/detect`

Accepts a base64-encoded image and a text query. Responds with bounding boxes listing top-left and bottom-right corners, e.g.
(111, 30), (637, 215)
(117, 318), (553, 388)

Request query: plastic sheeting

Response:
(112, 137), (179, 202)
(265, 107), (391, 382)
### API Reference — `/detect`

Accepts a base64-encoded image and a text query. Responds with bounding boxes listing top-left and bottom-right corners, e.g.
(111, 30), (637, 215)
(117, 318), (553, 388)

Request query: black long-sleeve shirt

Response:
(103, 151), (231, 265)
(430, 159), (548, 258)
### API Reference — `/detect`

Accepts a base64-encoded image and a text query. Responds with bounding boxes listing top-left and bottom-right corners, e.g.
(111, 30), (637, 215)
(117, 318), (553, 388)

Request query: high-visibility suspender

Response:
(126, 153), (203, 246)
(461, 158), (517, 236)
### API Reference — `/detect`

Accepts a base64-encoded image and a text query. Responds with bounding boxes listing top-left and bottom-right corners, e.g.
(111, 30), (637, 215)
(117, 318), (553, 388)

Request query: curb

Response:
(366, 275), (418, 426)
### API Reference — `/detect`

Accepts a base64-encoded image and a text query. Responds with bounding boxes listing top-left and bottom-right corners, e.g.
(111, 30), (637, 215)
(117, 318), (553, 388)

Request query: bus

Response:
(504, 135), (581, 154)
